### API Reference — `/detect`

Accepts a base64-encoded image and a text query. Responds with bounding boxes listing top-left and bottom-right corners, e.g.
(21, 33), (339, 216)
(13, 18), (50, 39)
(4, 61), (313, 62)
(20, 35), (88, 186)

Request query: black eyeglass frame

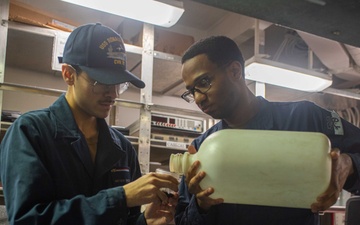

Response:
(181, 62), (232, 103)
(181, 78), (212, 103)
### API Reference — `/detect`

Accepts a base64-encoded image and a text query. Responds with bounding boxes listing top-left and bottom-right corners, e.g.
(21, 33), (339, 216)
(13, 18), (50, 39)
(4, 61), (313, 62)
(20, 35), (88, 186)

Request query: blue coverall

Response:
(0, 94), (146, 225)
(175, 97), (360, 225)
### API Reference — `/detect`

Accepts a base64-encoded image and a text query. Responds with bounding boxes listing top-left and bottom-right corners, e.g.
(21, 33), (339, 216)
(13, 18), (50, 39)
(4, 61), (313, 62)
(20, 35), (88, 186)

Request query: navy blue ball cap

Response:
(58, 23), (145, 88)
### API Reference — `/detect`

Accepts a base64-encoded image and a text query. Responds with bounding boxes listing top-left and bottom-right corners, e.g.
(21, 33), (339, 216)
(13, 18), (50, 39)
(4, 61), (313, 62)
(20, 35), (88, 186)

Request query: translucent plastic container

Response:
(170, 129), (331, 209)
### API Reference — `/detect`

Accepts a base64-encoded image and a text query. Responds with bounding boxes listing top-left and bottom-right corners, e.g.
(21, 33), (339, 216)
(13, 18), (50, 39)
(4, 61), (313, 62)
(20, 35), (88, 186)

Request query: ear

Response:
(62, 64), (75, 85)
(228, 61), (243, 80)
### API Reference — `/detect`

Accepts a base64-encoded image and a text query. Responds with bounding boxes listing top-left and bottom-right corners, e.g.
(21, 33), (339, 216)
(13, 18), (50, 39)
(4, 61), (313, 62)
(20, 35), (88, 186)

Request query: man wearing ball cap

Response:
(0, 23), (178, 225)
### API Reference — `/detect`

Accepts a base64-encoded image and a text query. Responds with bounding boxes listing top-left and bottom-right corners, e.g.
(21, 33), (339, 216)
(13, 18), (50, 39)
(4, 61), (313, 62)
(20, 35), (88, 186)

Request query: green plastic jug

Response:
(169, 129), (332, 209)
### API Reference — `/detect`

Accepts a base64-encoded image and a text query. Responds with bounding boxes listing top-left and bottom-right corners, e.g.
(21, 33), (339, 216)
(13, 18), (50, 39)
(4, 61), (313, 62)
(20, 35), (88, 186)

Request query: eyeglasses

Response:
(68, 65), (129, 96)
(181, 62), (231, 103)
(181, 77), (212, 103)
(81, 75), (129, 96)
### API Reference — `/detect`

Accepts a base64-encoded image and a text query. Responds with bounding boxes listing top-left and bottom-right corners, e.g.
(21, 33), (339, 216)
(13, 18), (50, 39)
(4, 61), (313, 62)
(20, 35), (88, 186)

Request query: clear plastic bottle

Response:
(170, 129), (331, 209)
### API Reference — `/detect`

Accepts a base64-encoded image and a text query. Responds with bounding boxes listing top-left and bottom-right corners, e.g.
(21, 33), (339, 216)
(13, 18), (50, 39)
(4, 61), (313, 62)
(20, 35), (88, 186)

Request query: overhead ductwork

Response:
(298, 31), (360, 88)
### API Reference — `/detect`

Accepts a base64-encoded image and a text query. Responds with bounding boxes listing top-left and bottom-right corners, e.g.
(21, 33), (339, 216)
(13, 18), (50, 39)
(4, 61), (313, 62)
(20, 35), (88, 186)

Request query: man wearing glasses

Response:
(0, 23), (178, 225)
(175, 36), (360, 225)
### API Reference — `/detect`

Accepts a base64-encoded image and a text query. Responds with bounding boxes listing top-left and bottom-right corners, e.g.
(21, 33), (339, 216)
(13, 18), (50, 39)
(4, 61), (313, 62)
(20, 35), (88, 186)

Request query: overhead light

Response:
(245, 57), (332, 92)
(61, 0), (184, 27)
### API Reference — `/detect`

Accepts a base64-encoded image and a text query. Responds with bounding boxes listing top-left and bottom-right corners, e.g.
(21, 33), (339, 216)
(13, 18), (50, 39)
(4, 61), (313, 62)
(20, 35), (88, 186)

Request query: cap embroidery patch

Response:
(99, 37), (126, 66)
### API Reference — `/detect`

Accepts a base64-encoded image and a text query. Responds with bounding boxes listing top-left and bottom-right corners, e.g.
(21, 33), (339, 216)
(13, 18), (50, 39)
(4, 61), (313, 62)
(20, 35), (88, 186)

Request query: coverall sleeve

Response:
(0, 117), (146, 225)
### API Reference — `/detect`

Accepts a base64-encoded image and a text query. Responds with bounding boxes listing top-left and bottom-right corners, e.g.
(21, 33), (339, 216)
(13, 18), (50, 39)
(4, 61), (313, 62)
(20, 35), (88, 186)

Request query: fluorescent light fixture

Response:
(245, 57), (332, 92)
(61, 0), (184, 27)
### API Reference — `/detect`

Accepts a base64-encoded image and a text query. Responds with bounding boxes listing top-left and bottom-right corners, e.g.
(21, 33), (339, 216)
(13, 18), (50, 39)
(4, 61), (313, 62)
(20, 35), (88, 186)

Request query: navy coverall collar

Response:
(220, 96), (274, 130)
(48, 94), (126, 181)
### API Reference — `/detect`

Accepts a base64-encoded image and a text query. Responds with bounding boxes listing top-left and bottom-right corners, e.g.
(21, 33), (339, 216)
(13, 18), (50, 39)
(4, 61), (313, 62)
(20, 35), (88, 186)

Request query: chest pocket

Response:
(110, 167), (131, 186)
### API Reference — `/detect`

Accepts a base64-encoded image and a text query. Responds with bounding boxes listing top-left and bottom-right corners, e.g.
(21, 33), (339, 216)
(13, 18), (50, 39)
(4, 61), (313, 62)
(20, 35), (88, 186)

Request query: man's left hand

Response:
(311, 148), (354, 213)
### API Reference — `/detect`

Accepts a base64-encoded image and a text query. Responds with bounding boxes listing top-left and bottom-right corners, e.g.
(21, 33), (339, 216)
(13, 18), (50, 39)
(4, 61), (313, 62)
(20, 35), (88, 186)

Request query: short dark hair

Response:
(181, 36), (245, 76)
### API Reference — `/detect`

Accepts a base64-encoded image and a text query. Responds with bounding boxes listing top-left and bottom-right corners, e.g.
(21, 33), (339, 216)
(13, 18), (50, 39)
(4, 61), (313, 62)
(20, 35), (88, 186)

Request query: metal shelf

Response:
(128, 136), (189, 152)
(5, 21), (203, 116)
(7, 21), (181, 62)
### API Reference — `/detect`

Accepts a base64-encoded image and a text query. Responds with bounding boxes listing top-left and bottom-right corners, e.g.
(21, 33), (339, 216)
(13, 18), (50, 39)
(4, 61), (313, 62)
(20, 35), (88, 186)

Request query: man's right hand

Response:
(123, 173), (179, 207)
(186, 146), (224, 212)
